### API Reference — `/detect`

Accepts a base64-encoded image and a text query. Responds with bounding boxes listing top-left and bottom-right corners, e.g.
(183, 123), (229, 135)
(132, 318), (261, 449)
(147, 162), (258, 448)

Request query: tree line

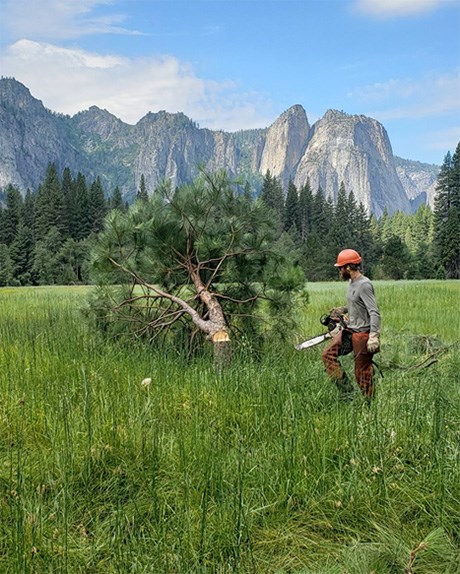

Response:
(0, 143), (459, 287)
(0, 165), (127, 286)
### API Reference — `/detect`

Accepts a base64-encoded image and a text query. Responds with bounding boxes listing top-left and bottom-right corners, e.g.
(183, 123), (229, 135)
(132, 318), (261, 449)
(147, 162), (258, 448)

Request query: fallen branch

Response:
(386, 345), (452, 372)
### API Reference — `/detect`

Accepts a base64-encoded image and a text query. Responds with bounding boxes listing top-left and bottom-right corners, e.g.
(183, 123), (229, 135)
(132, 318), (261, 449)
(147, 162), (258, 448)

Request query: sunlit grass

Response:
(0, 281), (459, 573)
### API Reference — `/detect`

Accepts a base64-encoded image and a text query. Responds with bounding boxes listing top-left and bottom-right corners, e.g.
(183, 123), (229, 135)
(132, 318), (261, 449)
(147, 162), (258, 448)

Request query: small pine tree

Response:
(136, 174), (149, 202)
(110, 186), (125, 211)
(89, 170), (305, 364)
(284, 180), (300, 233)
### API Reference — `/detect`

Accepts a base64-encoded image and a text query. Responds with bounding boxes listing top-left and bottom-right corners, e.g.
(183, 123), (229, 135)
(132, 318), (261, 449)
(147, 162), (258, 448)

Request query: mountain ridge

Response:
(0, 77), (440, 216)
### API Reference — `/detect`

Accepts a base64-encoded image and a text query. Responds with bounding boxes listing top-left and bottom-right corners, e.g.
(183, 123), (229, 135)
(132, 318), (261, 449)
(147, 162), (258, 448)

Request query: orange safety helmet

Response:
(334, 249), (362, 267)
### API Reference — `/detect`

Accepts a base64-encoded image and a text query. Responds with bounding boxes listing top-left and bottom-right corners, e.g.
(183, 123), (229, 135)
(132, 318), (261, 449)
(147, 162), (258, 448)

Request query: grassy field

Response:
(0, 281), (459, 573)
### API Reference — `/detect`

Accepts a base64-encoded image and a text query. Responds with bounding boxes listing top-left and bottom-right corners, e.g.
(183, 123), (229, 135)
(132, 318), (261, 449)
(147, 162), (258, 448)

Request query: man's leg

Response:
(351, 332), (375, 398)
(322, 333), (354, 397)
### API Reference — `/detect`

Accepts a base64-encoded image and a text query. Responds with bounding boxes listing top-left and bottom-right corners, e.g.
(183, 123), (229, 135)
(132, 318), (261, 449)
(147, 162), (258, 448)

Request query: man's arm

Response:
(360, 281), (381, 334)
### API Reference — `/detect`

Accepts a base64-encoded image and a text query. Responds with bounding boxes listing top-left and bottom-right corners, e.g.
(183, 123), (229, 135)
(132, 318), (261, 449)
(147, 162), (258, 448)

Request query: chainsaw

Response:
(295, 313), (347, 351)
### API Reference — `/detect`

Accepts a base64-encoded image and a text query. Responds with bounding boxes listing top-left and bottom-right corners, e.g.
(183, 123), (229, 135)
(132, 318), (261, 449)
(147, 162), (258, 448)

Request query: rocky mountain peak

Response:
(0, 76), (47, 115)
(73, 105), (128, 140)
(137, 110), (197, 129)
(323, 109), (353, 121)
(259, 104), (310, 187)
(77, 105), (117, 121)
(0, 78), (90, 190)
(294, 109), (410, 216)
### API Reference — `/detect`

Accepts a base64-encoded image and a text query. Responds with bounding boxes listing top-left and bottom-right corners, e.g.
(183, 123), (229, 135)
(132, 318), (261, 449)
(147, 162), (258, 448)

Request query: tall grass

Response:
(0, 282), (459, 573)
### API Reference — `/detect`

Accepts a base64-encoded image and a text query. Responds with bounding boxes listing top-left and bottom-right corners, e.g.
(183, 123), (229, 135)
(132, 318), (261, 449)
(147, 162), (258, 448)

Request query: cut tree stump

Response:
(212, 330), (232, 371)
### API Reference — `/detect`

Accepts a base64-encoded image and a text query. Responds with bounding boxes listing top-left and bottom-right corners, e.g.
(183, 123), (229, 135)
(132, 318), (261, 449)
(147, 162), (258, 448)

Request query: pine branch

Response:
(107, 256), (224, 337)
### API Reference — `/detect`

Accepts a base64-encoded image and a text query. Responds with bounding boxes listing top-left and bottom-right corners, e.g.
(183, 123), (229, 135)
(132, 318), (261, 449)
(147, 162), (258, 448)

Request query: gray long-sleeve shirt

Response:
(346, 274), (381, 333)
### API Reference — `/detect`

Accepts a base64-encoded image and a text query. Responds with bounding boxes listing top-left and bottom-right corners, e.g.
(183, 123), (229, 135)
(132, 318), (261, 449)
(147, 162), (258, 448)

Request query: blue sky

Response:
(0, 0), (459, 165)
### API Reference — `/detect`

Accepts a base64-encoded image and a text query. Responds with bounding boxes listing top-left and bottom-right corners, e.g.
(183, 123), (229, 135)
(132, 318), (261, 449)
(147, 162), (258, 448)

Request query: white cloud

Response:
(0, 0), (140, 41)
(354, 0), (451, 17)
(0, 39), (274, 131)
(348, 71), (460, 120)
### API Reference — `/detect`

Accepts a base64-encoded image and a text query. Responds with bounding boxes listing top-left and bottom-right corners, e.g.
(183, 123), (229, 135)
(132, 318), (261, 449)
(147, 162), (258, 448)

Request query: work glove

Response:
(367, 332), (380, 354)
(329, 306), (348, 320)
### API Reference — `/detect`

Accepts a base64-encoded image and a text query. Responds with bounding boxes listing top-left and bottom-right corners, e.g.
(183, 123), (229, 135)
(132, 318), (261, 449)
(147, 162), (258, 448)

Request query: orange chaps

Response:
(322, 330), (375, 398)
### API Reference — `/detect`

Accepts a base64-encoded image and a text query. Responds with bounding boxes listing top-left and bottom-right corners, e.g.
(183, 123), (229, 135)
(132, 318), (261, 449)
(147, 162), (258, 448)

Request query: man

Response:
(322, 248), (381, 399)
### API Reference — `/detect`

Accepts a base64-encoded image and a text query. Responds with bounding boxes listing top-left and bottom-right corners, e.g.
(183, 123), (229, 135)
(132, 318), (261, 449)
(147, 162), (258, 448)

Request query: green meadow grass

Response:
(0, 282), (459, 573)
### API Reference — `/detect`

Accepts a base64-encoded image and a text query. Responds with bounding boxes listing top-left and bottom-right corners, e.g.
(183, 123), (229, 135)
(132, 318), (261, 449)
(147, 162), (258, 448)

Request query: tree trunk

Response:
(212, 330), (232, 372)
(189, 269), (232, 369)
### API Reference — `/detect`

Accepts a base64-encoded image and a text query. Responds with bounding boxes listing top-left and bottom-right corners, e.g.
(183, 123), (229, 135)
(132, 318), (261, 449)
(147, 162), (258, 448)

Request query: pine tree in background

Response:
(433, 144), (460, 278)
(136, 174), (149, 202)
(2, 184), (23, 246)
(260, 170), (275, 207)
(433, 151), (453, 274)
(298, 180), (313, 241)
(61, 167), (74, 237)
(22, 189), (35, 233)
(452, 142), (460, 209)
(354, 201), (376, 274)
(71, 173), (90, 240)
(10, 224), (35, 285)
(242, 181), (252, 205)
(0, 243), (14, 286)
(331, 181), (354, 251)
(109, 186), (125, 211)
(310, 188), (328, 236)
(0, 165), (112, 284)
(34, 163), (64, 242)
(297, 187), (334, 280)
(377, 207), (392, 244)
(390, 211), (407, 239)
(57, 238), (91, 283)
(381, 235), (414, 280)
(413, 240), (436, 279)
(32, 227), (63, 285)
(88, 177), (107, 233)
(441, 207), (460, 278)
(260, 170), (285, 230)
(406, 205), (433, 254)
(301, 231), (334, 281)
(284, 179), (300, 233)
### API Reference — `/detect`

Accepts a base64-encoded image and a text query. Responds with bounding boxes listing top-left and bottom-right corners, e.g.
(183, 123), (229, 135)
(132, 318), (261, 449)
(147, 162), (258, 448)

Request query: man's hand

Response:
(367, 332), (380, 353)
(329, 306), (347, 319)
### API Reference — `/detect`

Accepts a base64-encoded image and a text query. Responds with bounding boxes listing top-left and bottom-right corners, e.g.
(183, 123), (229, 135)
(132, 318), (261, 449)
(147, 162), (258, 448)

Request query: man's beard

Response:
(341, 269), (351, 280)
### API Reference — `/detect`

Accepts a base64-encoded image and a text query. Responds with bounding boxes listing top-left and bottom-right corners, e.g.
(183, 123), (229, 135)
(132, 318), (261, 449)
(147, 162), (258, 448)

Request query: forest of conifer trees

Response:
(0, 142), (459, 287)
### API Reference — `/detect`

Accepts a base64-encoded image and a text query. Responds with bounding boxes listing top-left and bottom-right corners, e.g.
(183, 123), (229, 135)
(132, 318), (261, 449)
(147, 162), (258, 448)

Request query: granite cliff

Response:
(0, 78), (439, 215)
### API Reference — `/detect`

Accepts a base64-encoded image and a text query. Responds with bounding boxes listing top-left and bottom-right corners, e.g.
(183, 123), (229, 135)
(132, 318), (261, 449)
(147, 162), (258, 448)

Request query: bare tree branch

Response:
(108, 256), (227, 337)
